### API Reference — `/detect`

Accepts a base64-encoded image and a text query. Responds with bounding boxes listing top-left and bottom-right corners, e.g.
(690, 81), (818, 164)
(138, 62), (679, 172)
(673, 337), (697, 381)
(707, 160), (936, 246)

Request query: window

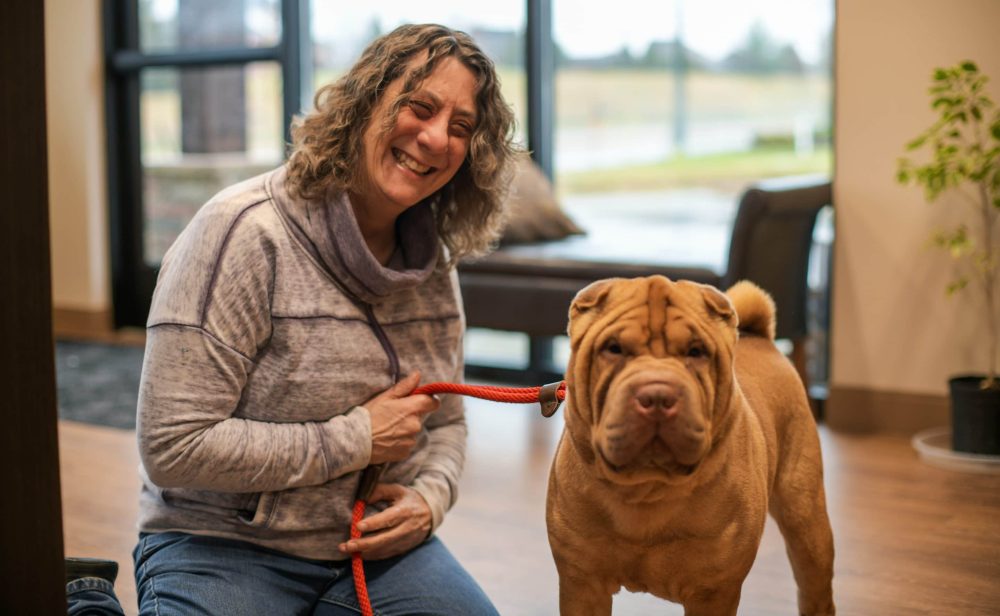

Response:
(106, 0), (832, 335)
(552, 0), (833, 272)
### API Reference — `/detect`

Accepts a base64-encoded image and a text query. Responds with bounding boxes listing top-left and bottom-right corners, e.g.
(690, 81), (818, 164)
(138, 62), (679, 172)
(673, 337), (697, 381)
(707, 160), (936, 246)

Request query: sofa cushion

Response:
(500, 154), (585, 245)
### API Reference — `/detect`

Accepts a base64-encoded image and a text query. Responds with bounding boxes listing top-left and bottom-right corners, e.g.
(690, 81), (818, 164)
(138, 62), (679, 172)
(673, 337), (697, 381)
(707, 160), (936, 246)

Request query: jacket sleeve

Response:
(409, 389), (467, 531)
(137, 324), (373, 492)
(137, 202), (372, 492)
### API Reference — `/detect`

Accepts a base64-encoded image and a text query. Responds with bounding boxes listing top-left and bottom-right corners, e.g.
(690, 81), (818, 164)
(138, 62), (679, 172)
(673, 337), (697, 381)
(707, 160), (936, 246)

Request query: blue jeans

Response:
(67, 578), (126, 616)
(132, 532), (499, 615)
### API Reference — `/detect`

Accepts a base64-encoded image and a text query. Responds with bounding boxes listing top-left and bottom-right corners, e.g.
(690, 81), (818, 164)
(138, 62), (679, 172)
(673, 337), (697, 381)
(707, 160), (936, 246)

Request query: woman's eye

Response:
(686, 346), (705, 359)
(452, 122), (473, 137)
(409, 101), (433, 118)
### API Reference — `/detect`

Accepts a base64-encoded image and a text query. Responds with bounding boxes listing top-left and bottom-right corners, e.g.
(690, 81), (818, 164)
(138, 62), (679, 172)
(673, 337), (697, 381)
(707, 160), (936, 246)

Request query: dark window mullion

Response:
(526, 0), (554, 180)
(280, 0), (308, 147)
(105, 0), (148, 326)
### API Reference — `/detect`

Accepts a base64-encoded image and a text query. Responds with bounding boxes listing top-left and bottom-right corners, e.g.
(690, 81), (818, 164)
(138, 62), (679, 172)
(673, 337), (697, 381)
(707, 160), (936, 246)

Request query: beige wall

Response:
(45, 0), (110, 313)
(833, 0), (1000, 400)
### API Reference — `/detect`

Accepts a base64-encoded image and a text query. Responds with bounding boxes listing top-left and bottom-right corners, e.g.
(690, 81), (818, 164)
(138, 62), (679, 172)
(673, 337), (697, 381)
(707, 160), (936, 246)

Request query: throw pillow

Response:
(500, 154), (585, 245)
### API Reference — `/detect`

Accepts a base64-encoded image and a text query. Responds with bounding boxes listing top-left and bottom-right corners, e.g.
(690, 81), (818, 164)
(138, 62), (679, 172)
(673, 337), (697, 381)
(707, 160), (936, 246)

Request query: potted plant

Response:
(897, 60), (1000, 455)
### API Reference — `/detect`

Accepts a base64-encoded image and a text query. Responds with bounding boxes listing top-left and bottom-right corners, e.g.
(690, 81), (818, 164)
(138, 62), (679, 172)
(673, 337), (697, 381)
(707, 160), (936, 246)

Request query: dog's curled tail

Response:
(726, 281), (776, 340)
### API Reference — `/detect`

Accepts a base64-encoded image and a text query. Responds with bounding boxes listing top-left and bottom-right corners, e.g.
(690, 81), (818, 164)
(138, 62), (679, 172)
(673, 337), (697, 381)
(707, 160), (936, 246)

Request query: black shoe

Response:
(65, 557), (119, 585)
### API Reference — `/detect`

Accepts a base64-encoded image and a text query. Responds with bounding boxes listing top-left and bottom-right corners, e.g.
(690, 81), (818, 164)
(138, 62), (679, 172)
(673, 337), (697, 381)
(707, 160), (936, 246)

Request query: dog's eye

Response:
(686, 345), (706, 359)
(602, 340), (623, 355)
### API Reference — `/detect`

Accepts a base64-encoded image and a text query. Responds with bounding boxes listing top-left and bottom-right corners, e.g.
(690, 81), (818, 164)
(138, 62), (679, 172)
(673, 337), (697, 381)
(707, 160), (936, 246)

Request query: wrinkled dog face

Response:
(567, 277), (738, 484)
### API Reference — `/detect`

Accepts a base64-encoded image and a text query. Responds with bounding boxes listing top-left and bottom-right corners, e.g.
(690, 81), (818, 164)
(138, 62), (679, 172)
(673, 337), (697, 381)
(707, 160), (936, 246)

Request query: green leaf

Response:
(972, 106), (983, 121)
(991, 123), (1000, 140)
(932, 97), (952, 110)
(946, 277), (969, 295)
(934, 68), (949, 81)
(961, 60), (978, 73)
(906, 134), (927, 150)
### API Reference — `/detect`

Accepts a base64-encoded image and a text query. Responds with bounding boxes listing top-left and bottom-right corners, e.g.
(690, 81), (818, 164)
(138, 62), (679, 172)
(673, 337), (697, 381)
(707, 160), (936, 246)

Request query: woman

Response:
(129, 23), (516, 615)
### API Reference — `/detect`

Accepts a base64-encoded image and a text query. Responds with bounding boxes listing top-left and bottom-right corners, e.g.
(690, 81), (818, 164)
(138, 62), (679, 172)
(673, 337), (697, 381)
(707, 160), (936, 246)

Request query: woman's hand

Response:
(365, 372), (440, 464)
(339, 483), (433, 560)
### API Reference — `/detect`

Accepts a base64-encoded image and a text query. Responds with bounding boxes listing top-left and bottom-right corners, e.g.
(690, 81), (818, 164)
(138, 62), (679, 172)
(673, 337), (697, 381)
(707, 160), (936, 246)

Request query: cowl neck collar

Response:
(269, 165), (439, 305)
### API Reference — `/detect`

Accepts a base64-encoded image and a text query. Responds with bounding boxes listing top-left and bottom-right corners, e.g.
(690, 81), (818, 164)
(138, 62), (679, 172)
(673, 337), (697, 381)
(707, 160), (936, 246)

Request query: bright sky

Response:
(149, 0), (833, 64)
(310, 0), (833, 63)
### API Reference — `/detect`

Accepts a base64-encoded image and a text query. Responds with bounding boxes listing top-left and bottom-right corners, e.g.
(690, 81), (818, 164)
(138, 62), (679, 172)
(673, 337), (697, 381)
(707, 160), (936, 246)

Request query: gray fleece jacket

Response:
(136, 165), (467, 560)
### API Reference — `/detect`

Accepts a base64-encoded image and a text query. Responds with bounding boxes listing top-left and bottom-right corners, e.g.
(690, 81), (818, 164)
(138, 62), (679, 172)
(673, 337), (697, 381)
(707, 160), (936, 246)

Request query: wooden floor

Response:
(61, 400), (1000, 615)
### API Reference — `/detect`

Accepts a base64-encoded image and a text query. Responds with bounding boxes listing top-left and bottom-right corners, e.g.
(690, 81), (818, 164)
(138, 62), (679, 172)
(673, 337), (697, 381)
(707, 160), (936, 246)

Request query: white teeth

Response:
(394, 149), (431, 175)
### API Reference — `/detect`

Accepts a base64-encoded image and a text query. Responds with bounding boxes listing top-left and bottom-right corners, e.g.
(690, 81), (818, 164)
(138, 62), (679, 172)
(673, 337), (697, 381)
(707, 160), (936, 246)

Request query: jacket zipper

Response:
(361, 302), (400, 383)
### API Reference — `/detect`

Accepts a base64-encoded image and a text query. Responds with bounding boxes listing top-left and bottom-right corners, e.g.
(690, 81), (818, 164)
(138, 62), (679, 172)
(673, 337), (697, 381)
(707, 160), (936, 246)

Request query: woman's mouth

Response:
(393, 148), (433, 176)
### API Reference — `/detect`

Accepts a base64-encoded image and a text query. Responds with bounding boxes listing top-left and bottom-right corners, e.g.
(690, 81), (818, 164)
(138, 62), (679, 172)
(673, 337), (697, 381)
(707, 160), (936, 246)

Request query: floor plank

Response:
(60, 401), (1000, 615)
(59, 421), (140, 613)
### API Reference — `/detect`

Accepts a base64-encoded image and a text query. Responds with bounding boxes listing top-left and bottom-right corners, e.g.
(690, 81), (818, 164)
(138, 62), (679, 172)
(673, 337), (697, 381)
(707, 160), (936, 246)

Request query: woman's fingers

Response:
(386, 371), (421, 397)
(367, 372), (421, 405)
(366, 388), (441, 464)
(340, 523), (408, 559)
(339, 484), (433, 559)
(366, 482), (405, 505)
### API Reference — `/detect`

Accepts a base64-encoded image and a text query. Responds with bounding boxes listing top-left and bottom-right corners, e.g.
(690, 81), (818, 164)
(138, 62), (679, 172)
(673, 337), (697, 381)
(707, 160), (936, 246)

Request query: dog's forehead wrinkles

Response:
(645, 283), (669, 357)
(664, 309), (696, 354)
(618, 324), (648, 351)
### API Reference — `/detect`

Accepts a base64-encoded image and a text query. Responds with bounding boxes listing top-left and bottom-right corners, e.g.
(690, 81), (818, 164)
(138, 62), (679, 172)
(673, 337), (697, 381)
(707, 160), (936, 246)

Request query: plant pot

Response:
(949, 375), (1000, 455)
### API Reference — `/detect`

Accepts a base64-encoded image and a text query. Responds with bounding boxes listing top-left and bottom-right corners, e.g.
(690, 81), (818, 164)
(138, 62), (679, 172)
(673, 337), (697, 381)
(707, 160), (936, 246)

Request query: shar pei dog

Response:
(546, 276), (835, 615)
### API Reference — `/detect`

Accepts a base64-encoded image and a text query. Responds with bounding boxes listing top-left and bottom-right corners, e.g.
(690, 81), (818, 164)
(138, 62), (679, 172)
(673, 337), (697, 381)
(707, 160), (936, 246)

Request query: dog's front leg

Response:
(556, 573), (613, 616)
(681, 585), (741, 616)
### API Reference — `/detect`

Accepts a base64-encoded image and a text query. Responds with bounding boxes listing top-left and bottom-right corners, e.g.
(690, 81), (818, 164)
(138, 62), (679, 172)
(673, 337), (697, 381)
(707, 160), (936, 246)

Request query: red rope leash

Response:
(413, 381), (566, 404)
(349, 380), (566, 616)
(349, 500), (373, 616)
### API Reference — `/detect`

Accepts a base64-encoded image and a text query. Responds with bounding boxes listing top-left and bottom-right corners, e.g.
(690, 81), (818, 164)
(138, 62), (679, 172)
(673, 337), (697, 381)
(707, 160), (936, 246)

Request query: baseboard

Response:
(52, 306), (145, 345)
(826, 385), (949, 435)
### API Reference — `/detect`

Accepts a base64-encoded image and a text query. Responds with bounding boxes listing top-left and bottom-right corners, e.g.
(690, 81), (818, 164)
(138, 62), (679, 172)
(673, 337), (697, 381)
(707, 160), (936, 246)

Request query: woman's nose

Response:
(417, 117), (449, 154)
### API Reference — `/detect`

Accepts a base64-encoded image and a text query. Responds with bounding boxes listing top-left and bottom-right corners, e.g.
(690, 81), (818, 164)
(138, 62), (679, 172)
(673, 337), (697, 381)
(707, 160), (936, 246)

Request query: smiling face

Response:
(352, 54), (478, 222)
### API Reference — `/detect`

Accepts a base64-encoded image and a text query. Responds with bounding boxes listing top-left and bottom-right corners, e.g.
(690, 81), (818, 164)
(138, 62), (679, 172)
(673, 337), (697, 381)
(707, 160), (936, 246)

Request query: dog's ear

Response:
(569, 278), (618, 322)
(680, 281), (736, 327)
(568, 278), (623, 338)
(567, 279), (619, 381)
